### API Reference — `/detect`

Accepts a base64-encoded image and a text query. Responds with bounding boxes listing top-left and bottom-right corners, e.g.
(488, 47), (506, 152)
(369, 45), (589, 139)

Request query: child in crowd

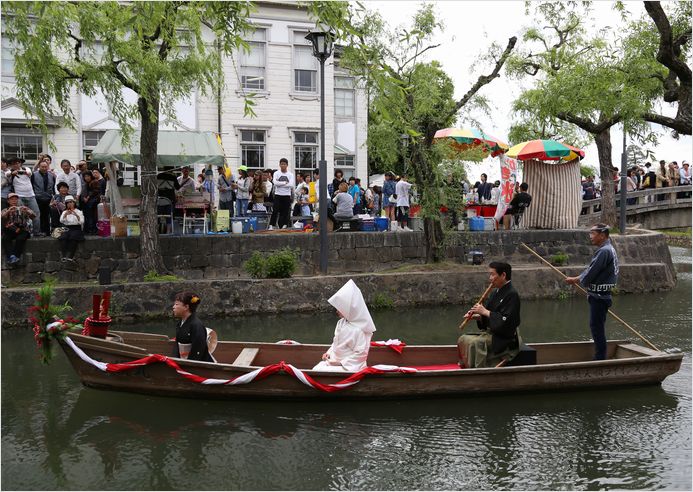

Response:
(298, 187), (311, 216)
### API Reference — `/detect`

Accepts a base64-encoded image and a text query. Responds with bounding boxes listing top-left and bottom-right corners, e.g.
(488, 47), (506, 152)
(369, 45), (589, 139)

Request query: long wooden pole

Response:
(520, 242), (660, 351)
(459, 282), (495, 331)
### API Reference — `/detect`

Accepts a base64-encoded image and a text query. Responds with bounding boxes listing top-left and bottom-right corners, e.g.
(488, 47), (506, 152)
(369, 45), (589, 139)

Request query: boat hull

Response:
(59, 333), (684, 400)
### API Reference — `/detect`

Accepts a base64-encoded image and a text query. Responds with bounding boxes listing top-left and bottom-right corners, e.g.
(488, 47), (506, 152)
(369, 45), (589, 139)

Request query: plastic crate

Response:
(360, 220), (376, 231)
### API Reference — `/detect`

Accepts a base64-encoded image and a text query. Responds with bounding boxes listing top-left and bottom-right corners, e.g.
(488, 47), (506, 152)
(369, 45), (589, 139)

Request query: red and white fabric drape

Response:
(64, 337), (418, 393)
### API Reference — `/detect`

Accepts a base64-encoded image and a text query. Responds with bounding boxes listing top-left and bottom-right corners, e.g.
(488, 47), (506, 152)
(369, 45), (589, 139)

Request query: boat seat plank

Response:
(232, 348), (259, 366)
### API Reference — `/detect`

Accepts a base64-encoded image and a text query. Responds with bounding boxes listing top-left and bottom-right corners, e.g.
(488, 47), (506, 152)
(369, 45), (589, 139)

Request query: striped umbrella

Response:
(506, 139), (584, 162)
(433, 128), (509, 157)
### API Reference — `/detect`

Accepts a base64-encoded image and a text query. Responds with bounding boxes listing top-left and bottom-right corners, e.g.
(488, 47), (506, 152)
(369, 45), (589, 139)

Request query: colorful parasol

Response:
(506, 139), (584, 162)
(433, 128), (509, 157)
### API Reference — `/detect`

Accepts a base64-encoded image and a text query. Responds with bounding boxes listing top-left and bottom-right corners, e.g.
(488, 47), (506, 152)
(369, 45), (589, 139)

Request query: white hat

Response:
(328, 279), (376, 335)
(65, 195), (76, 203)
(683, 161), (689, 166)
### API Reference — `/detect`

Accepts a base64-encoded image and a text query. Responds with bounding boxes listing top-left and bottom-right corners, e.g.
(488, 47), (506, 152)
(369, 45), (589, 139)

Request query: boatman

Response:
(458, 261), (522, 368)
(565, 223), (619, 360)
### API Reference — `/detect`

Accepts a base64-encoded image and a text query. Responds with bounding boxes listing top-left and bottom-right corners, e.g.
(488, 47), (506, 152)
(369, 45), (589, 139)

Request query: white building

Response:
(1, 1), (368, 184)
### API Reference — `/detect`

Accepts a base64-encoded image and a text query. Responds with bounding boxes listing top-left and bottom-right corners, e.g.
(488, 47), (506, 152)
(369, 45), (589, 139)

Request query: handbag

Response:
(51, 227), (68, 239)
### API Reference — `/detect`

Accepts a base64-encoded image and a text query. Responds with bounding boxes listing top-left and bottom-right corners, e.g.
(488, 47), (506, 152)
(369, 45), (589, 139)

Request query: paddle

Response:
(459, 282), (495, 331)
(520, 242), (660, 351)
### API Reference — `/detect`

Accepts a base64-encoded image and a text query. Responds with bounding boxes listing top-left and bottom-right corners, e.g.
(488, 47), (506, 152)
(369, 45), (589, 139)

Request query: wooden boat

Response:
(59, 330), (683, 400)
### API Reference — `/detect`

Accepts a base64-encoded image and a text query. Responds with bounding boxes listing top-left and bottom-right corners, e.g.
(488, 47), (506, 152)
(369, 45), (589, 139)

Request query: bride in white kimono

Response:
(312, 279), (376, 372)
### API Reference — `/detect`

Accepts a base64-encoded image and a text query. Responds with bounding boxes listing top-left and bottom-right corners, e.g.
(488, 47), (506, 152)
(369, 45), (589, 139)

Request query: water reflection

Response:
(2, 247), (690, 490)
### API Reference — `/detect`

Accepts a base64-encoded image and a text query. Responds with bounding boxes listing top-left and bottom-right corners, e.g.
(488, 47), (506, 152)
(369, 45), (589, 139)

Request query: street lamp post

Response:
(619, 127), (627, 234)
(306, 30), (334, 274)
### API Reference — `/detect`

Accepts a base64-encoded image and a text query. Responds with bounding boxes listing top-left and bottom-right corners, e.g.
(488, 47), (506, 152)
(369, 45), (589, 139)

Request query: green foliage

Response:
(336, 3), (515, 261)
(626, 144), (656, 167)
(370, 292), (394, 310)
(508, 1), (691, 147)
(557, 289), (571, 301)
(265, 248), (299, 279)
(244, 252), (266, 279)
(143, 270), (179, 282)
(580, 165), (597, 178)
(3, 1), (255, 141)
(27, 279), (75, 364)
(550, 252), (569, 266)
(244, 248), (299, 279)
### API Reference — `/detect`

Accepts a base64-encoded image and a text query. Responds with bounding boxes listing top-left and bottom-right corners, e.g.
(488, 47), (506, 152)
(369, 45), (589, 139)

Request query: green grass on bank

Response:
(660, 228), (691, 238)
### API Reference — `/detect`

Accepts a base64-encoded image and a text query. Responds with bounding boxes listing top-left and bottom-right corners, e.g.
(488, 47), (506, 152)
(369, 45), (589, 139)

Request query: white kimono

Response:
(313, 279), (376, 372)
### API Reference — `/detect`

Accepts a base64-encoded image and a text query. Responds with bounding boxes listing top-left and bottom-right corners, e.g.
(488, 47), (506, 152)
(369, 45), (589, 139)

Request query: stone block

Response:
(25, 262), (44, 273)
(190, 254), (209, 268)
(43, 261), (61, 273)
(84, 256), (101, 276)
(354, 248), (372, 261)
(353, 233), (374, 249)
(339, 248), (356, 260)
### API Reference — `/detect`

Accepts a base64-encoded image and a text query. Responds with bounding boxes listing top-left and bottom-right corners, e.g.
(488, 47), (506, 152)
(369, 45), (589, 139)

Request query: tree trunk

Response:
(594, 128), (617, 227)
(410, 145), (445, 262)
(137, 95), (168, 275)
(423, 217), (445, 262)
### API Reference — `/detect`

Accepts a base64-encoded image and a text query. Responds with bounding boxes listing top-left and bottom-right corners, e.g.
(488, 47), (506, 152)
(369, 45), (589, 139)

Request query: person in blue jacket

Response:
(565, 223), (619, 360)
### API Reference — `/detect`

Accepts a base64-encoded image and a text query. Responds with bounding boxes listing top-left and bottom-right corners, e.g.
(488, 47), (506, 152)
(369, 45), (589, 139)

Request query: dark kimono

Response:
(174, 314), (214, 362)
(458, 281), (521, 368)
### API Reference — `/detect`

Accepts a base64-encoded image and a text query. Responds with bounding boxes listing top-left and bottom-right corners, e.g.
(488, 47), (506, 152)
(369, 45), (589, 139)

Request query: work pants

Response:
(2, 228), (30, 259)
(273, 195), (292, 228)
(37, 198), (51, 234)
(588, 296), (612, 360)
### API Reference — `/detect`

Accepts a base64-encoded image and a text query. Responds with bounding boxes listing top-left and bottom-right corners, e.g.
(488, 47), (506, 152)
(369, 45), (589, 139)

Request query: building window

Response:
(335, 77), (355, 117)
(240, 130), (265, 172)
(240, 28), (266, 90)
(1, 126), (43, 163)
(82, 130), (106, 160)
(1, 35), (15, 77)
(293, 31), (317, 93)
(293, 131), (318, 172)
(334, 154), (355, 180)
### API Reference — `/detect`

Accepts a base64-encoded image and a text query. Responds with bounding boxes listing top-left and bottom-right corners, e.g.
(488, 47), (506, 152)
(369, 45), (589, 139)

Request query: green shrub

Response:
(370, 292), (394, 309)
(244, 248), (299, 279)
(265, 248), (299, 278)
(243, 252), (266, 279)
(550, 252), (569, 266)
(143, 270), (179, 282)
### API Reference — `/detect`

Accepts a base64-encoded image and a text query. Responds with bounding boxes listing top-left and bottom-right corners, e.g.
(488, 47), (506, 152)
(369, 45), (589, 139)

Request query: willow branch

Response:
(453, 36), (517, 114)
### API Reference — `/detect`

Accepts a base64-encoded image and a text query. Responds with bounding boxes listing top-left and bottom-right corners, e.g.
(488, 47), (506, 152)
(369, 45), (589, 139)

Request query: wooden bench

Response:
(232, 348), (259, 366)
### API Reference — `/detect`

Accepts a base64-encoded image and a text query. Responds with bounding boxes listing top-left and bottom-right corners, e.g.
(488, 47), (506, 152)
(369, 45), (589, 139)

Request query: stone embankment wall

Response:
(1, 229), (676, 328)
(1, 229), (675, 285)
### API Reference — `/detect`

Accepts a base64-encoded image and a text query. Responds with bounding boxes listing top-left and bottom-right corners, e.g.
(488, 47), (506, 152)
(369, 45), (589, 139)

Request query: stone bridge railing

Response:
(579, 185), (691, 227)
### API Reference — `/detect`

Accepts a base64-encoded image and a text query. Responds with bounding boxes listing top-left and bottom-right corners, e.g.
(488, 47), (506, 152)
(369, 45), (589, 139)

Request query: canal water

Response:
(2, 248), (691, 490)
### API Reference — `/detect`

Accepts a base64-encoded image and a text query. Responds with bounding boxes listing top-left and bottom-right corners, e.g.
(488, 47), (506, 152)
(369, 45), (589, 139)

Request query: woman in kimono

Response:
(313, 279), (376, 372)
(172, 291), (214, 362)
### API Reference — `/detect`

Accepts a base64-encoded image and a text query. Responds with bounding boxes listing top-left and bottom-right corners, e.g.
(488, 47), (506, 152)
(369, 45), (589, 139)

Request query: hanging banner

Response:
(494, 154), (519, 222)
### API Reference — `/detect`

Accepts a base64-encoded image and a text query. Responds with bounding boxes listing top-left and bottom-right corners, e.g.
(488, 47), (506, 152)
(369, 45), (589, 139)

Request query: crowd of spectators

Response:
(206, 161), (393, 231)
(582, 159), (691, 203)
(1, 154), (111, 266)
